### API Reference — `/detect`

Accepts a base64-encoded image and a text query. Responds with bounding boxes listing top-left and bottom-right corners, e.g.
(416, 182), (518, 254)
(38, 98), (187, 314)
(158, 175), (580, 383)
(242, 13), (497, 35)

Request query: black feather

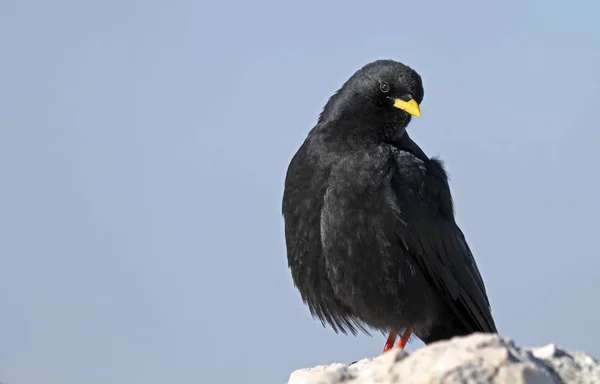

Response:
(282, 59), (497, 345)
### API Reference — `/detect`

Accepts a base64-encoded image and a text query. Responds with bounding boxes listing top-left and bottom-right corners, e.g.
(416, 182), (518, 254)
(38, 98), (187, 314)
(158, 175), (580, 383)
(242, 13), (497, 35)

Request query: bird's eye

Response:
(379, 82), (390, 93)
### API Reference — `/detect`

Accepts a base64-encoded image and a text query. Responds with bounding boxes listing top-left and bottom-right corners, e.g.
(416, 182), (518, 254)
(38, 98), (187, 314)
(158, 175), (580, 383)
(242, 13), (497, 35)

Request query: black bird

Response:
(282, 59), (497, 353)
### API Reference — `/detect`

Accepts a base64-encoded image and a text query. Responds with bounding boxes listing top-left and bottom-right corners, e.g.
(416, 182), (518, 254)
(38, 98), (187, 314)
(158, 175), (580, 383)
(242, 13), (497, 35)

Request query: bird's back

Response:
(389, 137), (497, 337)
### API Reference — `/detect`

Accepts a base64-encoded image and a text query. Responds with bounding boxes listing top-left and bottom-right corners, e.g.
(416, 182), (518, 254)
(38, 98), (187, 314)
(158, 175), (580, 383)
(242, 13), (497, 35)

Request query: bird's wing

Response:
(388, 158), (497, 333)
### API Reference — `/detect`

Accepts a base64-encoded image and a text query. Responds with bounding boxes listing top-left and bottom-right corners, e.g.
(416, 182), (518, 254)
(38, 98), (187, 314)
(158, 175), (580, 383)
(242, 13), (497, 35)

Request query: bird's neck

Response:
(393, 132), (430, 162)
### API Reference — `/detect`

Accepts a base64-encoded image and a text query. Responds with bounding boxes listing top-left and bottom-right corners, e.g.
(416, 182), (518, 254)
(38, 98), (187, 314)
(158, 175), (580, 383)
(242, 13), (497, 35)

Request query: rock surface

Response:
(288, 333), (600, 384)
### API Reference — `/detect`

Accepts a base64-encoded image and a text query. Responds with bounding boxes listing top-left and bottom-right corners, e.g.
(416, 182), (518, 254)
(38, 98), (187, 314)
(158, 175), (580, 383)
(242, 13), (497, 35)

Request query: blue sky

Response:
(1, 0), (600, 383)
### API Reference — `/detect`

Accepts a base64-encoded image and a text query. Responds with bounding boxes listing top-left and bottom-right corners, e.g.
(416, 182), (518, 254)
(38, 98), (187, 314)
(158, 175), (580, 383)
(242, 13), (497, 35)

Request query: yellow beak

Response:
(392, 98), (421, 117)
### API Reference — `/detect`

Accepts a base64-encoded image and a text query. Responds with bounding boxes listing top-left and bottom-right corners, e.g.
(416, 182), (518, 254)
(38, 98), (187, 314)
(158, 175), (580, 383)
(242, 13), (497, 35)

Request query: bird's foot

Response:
(383, 331), (397, 353)
(383, 327), (414, 354)
(397, 327), (413, 349)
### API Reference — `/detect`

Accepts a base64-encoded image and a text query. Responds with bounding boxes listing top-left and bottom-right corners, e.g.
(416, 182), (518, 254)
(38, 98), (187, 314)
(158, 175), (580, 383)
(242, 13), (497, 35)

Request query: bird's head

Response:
(319, 60), (424, 140)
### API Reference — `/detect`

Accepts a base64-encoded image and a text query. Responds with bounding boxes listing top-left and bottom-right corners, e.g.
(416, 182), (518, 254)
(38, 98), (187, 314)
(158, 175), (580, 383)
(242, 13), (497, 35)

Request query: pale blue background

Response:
(1, 0), (599, 383)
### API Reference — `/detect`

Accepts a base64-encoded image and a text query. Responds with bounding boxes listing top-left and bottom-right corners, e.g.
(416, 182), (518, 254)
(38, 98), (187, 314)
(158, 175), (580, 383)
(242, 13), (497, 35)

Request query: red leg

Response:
(383, 331), (397, 353)
(396, 327), (414, 349)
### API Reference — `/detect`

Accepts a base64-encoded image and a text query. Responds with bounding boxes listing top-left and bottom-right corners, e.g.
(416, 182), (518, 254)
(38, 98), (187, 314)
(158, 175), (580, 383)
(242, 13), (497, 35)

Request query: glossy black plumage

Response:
(282, 60), (497, 347)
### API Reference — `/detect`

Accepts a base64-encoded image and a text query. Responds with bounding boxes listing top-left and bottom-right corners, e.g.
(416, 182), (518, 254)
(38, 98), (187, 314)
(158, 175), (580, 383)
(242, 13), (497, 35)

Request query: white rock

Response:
(288, 333), (600, 384)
